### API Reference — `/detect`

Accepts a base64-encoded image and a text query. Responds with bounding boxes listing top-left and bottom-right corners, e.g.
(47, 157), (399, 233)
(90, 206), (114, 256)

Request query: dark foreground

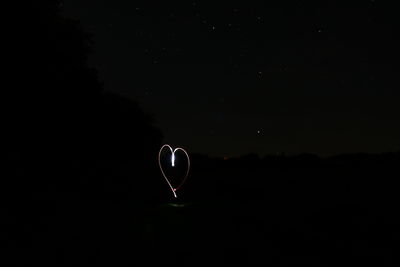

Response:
(3, 153), (400, 266)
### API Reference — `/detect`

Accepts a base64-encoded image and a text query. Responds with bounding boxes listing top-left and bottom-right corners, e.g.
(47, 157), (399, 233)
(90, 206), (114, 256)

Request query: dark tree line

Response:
(4, 2), (164, 265)
(5, 0), (163, 190)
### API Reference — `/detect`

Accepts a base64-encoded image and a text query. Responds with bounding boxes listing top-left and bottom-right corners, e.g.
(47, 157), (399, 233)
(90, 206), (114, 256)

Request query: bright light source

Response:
(158, 144), (190, 198)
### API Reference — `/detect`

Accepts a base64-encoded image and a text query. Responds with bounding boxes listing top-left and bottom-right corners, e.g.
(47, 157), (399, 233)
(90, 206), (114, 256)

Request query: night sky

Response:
(62, 1), (399, 157)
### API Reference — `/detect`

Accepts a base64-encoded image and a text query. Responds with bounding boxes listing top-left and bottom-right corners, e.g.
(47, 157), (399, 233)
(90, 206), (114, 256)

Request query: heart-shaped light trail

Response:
(158, 144), (190, 198)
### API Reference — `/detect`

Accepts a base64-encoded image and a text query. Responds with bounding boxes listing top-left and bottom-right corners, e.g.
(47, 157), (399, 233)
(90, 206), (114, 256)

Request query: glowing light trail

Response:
(158, 144), (190, 198)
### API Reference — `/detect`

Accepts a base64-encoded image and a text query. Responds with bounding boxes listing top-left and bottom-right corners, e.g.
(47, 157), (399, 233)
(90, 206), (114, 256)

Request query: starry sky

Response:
(62, 1), (399, 157)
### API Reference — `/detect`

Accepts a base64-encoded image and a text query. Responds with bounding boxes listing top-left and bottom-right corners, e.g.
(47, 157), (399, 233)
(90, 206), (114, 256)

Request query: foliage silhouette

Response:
(4, 2), (164, 265)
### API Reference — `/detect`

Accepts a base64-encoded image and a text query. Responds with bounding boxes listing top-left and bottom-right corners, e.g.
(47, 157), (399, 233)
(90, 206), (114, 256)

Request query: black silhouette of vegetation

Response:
(3, 1), (400, 266)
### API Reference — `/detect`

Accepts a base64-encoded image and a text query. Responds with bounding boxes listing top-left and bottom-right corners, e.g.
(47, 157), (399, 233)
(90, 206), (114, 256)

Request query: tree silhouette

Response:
(6, 0), (162, 168)
(4, 2), (164, 264)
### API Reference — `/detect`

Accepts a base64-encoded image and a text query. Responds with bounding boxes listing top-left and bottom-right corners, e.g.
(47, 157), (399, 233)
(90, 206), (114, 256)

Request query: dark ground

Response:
(4, 153), (400, 265)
